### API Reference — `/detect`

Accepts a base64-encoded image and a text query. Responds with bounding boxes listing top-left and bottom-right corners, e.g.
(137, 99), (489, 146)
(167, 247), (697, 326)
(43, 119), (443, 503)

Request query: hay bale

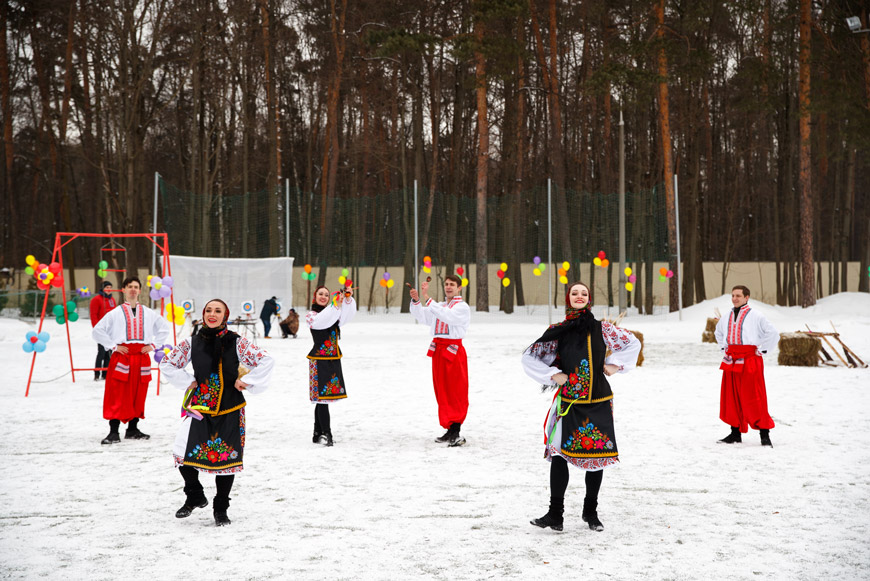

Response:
(778, 332), (820, 367)
(702, 317), (719, 343)
(626, 329), (644, 367)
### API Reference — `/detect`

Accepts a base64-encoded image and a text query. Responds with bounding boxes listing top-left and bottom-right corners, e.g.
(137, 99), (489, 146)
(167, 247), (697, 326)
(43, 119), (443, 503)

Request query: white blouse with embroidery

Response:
(521, 321), (641, 385)
(159, 335), (274, 395)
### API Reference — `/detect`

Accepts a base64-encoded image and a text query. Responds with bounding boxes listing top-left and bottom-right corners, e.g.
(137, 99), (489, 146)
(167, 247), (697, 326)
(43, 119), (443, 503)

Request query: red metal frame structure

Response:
(24, 233), (177, 397)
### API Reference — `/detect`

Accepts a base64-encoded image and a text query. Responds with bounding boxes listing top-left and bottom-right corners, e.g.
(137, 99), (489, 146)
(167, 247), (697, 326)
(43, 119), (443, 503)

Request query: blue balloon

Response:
(37, 331), (50, 343)
(34, 341), (46, 353)
(22, 342), (34, 353)
(26, 331), (37, 341)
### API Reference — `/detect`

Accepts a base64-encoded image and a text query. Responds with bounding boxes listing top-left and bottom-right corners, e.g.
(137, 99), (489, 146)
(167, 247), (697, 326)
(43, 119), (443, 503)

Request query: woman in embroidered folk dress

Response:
(307, 285), (356, 446)
(522, 282), (640, 532)
(159, 299), (274, 526)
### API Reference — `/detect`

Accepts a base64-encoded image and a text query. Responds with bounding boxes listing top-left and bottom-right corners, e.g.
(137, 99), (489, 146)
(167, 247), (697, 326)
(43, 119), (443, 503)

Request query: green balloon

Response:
(539, 263), (546, 271)
(300, 272), (309, 280)
(98, 269), (106, 278)
(68, 312), (79, 322)
(66, 300), (76, 311)
(309, 273), (317, 280)
(99, 260), (108, 269)
(25, 266), (34, 275)
(55, 315), (66, 325)
(52, 304), (64, 316)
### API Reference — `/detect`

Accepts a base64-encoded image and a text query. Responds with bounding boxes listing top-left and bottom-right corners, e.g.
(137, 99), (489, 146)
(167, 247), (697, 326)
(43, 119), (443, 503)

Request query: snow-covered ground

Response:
(1, 293), (869, 580)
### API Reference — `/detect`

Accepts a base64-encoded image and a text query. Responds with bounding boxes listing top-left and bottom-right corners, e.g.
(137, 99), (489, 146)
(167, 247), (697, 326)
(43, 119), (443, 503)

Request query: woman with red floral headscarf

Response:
(160, 299), (274, 526)
(522, 282), (640, 532)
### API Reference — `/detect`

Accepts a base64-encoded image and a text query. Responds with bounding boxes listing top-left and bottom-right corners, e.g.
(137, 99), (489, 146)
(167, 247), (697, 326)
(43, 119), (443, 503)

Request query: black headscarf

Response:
(197, 298), (236, 372)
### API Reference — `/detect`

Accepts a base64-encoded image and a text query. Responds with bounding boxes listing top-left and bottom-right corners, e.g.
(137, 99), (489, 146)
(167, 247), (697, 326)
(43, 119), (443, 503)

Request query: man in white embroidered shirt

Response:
(93, 276), (171, 445)
(714, 285), (779, 447)
(409, 274), (471, 447)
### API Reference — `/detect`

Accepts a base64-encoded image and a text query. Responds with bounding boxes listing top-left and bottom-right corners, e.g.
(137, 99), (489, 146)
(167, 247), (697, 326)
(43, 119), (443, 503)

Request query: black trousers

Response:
(314, 404), (331, 434)
(95, 344), (111, 378)
(550, 456), (603, 501)
(179, 465), (235, 511)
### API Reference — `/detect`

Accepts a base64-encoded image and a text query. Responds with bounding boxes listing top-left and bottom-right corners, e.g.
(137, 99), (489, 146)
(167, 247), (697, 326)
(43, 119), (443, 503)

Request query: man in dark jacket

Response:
(260, 296), (279, 338)
(89, 281), (117, 380)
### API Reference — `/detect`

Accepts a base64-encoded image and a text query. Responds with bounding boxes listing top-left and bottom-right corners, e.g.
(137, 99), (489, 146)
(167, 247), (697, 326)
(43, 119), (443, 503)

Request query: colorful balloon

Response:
(559, 275), (568, 284)
(386, 279), (394, 288)
(628, 274), (636, 283)
(624, 267), (632, 276)
(461, 278), (469, 287)
(601, 259), (610, 268)
(500, 262), (508, 272)
(593, 257), (602, 267)
(304, 264), (312, 273)
(456, 267), (464, 276)
(502, 277), (510, 287)
(25, 255), (36, 266)
(497, 270), (505, 279)
(562, 261), (570, 270)
(533, 256), (541, 265)
(533, 268), (542, 276)
(380, 279), (387, 287)
(625, 282), (634, 292)
(597, 251), (606, 260)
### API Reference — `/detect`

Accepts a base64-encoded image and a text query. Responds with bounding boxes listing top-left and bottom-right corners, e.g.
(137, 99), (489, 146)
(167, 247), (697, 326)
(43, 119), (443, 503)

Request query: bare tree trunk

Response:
(798, 0), (815, 307)
(655, 0), (679, 312)
(0, 0), (12, 263)
(474, 18), (489, 312)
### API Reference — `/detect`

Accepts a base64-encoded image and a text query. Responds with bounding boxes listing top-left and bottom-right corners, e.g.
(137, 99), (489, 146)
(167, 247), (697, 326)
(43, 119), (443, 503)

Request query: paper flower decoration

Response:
(165, 303), (187, 325)
(153, 344), (173, 363)
(22, 331), (50, 353)
(52, 301), (79, 324)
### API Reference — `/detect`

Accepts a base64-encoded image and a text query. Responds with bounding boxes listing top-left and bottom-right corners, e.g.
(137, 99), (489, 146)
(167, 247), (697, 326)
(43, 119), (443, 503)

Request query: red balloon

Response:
(496, 270), (505, 279)
(38, 263), (48, 272)
(456, 267), (464, 276)
(30, 336), (38, 343)
(597, 251), (606, 260)
(48, 262), (61, 273)
(345, 279), (353, 287)
(51, 276), (63, 287)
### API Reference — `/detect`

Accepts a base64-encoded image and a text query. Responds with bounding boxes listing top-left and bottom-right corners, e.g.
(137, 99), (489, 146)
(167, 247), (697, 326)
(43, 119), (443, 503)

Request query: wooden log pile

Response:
(702, 318), (718, 343)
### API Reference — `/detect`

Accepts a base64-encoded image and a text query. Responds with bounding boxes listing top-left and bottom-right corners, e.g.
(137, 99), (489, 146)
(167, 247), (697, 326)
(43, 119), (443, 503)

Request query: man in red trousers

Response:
(410, 275), (471, 447)
(92, 276), (171, 445)
(714, 285), (779, 447)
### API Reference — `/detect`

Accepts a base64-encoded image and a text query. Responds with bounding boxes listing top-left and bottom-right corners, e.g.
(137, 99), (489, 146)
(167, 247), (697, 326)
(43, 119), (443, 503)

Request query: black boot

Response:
(435, 423), (459, 444)
(176, 498), (208, 518)
(760, 429), (773, 447)
(718, 426), (742, 444)
(313, 423), (322, 444)
(448, 423), (466, 447)
(125, 418), (150, 440)
(101, 420), (121, 445)
(582, 497), (604, 532)
(530, 496), (564, 531)
(324, 430), (334, 447)
(213, 495), (231, 526)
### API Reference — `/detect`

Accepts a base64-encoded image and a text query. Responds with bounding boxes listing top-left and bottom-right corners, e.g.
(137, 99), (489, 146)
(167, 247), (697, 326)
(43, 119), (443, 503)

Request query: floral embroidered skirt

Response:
(173, 408), (246, 475)
(543, 398), (619, 471)
(308, 358), (347, 403)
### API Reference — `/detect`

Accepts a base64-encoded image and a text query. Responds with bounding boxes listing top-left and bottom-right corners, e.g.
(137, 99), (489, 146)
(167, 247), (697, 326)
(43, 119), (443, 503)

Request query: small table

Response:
(228, 317), (259, 340)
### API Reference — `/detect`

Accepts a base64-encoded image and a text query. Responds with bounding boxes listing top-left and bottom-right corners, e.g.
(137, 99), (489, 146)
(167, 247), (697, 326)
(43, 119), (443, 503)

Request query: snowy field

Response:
(1, 293), (869, 580)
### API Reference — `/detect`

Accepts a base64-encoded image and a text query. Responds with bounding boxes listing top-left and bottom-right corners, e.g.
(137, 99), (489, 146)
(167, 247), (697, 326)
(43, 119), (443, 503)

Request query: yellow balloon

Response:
(461, 278), (469, 287)
(25, 255), (36, 266)
(500, 262), (508, 272)
(387, 279), (394, 288)
(562, 261), (570, 270)
(423, 266), (431, 273)
(559, 275), (568, 284)
(533, 268), (541, 276)
(339, 276), (346, 284)
(593, 257), (602, 266)
(502, 277), (510, 287)
(624, 267), (632, 276)
(625, 282), (634, 292)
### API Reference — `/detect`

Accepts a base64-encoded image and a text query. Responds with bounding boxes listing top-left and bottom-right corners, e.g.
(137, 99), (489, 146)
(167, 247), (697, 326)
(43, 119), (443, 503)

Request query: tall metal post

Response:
(675, 174), (683, 320)
(618, 111), (626, 314)
(285, 178), (290, 257)
(548, 178), (553, 325)
(414, 180), (419, 292)
(151, 172), (159, 277)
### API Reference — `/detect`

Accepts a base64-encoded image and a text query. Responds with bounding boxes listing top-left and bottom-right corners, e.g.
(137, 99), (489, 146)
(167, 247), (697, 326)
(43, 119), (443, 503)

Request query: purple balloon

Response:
(533, 256), (541, 265)
(159, 286), (172, 298)
(162, 276), (174, 287)
(149, 288), (161, 301)
(383, 273), (391, 280)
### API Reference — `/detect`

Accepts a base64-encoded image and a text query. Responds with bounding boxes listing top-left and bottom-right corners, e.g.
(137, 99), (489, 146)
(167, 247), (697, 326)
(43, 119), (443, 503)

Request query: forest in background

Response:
(2, 0), (869, 312)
